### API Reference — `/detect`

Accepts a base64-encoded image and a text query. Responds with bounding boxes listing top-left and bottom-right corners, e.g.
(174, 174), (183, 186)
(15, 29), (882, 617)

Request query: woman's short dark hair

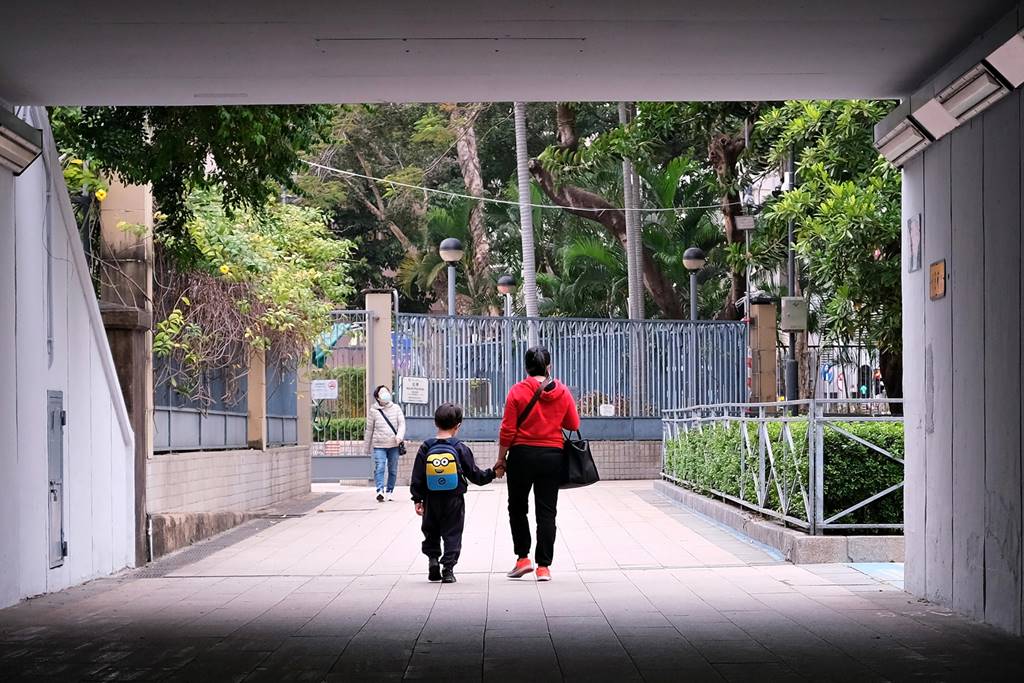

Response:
(434, 402), (463, 430)
(525, 346), (551, 377)
(373, 385), (390, 400)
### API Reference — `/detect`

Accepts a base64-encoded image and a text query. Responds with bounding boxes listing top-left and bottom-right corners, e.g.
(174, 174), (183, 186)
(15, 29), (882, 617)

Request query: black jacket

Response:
(410, 437), (495, 502)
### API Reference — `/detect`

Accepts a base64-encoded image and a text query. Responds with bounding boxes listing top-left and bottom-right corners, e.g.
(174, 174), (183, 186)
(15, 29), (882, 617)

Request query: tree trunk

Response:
(530, 159), (685, 319)
(879, 347), (903, 416)
(449, 104), (492, 280)
(708, 132), (748, 321)
(514, 103), (540, 340)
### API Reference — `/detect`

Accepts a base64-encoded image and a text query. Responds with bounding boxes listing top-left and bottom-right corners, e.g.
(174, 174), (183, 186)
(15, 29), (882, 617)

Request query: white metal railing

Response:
(661, 399), (904, 534)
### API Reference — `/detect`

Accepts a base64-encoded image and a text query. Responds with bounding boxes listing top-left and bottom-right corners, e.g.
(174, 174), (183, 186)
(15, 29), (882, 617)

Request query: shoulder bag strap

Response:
(516, 381), (546, 428)
(377, 408), (399, 436)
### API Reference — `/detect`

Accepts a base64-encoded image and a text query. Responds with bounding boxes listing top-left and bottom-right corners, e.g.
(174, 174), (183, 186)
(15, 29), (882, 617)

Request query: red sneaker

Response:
(536, 567), (551, 582)
(506, 558), (534, 578)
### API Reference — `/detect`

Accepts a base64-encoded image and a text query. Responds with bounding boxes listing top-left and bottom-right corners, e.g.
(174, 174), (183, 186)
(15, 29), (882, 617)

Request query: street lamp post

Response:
(497, 274), (517, 400)
(683, 247), (706, 407)
(439, 238), (464, 405)
(683, 247), (706, 322)
(439, 238), (464, 316)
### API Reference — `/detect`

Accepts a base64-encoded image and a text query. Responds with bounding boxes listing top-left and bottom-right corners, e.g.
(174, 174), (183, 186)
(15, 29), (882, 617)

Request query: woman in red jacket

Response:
(496, 346), (580, 582)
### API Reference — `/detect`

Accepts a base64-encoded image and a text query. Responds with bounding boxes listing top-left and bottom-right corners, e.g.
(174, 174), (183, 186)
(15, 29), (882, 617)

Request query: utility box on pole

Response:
(749, 300), (778, 404)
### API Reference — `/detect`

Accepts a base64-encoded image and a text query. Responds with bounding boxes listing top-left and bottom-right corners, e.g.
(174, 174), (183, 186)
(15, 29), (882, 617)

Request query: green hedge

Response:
(311, 366), (366, 418)
(313, 416), (366, 442)
(664, 420), (904, 527)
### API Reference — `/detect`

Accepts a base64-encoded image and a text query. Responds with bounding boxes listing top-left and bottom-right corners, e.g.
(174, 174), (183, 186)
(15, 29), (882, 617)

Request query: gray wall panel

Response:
(950, 118), (987, 621)
(924, 135), (954, 605)
(982, 90), (1022, 634)
(902, 154), (928, 597)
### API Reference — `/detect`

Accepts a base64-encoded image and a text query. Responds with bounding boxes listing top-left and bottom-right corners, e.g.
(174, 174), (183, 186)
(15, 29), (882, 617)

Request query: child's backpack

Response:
(425, 438), (462, 492)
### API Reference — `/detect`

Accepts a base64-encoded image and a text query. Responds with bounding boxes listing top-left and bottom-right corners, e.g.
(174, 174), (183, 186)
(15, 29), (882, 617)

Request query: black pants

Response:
(506, 445), (562, 567)
(421, 494), (465, 567)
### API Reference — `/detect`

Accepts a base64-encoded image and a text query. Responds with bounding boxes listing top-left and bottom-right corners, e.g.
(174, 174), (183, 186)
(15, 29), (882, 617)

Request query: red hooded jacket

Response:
(499, 378), (581, 449)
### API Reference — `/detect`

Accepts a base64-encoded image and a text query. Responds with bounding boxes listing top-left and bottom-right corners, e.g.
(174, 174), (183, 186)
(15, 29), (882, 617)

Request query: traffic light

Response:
(858, 365), (872, 397)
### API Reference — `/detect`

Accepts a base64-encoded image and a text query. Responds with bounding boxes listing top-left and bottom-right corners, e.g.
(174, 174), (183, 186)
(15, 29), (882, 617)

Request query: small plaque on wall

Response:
(929, 259), (946, 300)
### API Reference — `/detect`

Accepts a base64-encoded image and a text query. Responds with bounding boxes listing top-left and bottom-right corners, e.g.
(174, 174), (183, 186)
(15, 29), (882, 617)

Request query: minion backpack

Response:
(424, 439), (463, 492)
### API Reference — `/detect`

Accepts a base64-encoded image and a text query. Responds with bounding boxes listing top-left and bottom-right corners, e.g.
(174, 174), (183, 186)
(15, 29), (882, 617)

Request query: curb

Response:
(653, 480), (904, 564)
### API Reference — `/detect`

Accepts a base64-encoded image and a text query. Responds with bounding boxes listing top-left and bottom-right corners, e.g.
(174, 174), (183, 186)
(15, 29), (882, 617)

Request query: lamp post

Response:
(497, 274), (516, 317)
(683, 247), (706, 322)
(683, 247), (706, 408)
(497, 274), (517, 401)
(439, 238), (464, 316)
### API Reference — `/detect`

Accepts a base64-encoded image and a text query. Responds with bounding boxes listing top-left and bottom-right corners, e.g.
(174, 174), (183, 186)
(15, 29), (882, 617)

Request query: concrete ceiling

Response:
(0, 1), (1017, 105)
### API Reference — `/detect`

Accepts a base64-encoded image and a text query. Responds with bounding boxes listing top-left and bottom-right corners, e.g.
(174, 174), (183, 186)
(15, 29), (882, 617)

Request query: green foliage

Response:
(665, 419), (904, 527)
(754, 100), (901, 356)
(153, 189), (355, 398)
(310, 366), (366, 418)
(313, 417), (366, 442)
(50, 104), (332, 262)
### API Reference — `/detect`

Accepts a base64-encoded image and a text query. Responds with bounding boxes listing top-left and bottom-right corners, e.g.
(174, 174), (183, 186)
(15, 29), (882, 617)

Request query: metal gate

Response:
(312, 310), (371, 451)
(394, 314), (748, 418)
(47, 390), (66, 569)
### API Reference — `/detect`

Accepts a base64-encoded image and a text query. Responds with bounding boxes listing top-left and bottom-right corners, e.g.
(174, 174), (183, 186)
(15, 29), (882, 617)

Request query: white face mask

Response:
(377, 389), (392, 405)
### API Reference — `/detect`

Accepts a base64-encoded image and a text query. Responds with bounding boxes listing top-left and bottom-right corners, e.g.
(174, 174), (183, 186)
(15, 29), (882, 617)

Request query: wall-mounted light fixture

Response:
(937, 64), (1008, 122)
(0, 108), (42, 175)
(987, 30), (1024, 87)
(875, 118), (930, 167)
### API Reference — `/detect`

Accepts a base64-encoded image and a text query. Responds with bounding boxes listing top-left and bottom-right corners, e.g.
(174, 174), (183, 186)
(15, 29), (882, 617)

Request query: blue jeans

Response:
(373, 447), (401, 493)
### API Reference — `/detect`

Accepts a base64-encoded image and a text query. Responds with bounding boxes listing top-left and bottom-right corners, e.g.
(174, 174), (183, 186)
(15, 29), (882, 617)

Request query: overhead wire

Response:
(300, 159), (743, 214)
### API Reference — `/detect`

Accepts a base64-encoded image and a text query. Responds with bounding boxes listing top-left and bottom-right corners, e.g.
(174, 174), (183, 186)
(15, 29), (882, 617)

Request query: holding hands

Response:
(493, 459), (507, 479)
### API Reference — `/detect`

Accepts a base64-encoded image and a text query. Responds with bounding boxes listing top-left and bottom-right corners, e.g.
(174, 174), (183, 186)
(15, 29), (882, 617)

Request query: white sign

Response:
(401, 377), (429, 404)
(311, 379), (338, 401)
(598, 403), (616, 417)
(735, 215), (757, 231)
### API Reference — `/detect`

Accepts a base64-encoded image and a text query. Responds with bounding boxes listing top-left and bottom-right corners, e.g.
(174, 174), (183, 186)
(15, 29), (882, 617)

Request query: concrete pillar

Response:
(748, 301), (778, 404)
(98, 179), (153, 567)
(247, 348), (267, 450)
(99, 306), (152, 567)
(365, 291), (395, 401)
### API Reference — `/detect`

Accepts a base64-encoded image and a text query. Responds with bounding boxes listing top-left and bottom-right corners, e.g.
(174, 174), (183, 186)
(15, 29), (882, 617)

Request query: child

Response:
(410, 402), (497, 583)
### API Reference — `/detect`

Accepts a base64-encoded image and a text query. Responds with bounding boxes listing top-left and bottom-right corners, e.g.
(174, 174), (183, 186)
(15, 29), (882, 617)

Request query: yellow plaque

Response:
(929, 259), (946, 300)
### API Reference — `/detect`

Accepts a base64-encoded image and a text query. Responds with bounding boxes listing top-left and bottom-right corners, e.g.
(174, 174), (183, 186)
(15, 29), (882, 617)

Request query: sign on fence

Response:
(401, 377), (429, 404)
(311, 379), (339, 401)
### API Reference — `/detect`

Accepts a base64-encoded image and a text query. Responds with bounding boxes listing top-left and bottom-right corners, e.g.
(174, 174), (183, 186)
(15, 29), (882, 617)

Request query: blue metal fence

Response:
(394, 314), (747, 419)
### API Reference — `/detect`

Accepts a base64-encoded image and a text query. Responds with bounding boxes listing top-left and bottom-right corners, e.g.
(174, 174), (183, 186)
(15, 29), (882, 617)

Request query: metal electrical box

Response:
(47, 391), (66, 568)
(780, 297), (808, 332)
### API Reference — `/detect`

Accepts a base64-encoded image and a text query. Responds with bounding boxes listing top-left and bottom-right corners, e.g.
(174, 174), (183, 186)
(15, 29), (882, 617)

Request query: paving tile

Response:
(4, 482), (1024, 682)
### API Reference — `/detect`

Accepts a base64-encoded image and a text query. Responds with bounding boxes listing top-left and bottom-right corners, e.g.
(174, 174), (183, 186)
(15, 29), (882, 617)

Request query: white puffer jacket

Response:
(363, 401), (406, 452)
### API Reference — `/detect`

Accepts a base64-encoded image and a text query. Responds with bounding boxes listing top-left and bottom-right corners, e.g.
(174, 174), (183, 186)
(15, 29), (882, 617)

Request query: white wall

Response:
(0, 107), (135, 609)
(903, 4), (1024, 634)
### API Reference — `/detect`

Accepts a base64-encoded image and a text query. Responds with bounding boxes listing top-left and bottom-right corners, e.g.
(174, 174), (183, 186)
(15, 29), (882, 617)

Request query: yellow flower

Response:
(69, 159), (83, 166)
(154, 211), (168, 222)
(94, 189), (107, 201)
(219, 264), (231, 275)
(116, 220), (128, 230)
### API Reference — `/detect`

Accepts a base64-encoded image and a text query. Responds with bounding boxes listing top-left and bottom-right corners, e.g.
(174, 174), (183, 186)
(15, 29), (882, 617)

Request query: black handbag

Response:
(560, 430), (600, 489)
(377, 408), (407, 455)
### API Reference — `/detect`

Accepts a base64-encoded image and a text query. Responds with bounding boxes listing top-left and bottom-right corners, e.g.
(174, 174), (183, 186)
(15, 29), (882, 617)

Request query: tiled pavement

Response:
(2, 481), (1023, 682)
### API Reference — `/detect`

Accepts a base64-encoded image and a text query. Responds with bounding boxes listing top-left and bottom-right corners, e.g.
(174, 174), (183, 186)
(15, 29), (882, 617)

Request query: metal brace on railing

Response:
(661, 398), (904, 535)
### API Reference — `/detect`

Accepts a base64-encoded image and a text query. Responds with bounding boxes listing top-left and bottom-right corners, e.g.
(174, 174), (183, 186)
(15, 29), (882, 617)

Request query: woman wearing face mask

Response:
(363, 385), (407, 502)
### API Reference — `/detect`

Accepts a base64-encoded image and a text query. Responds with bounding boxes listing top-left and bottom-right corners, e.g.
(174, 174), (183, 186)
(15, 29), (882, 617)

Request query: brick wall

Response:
(147, 446), (310, 513)
(326, 440), (662, 486)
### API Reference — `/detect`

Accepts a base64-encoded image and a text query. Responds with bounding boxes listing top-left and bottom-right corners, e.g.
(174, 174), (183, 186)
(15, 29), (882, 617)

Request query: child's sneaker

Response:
(428, 557), (442, 582)
(506, 558), (534, 578)
(441, 567), (457, 583)
(536, 567), (551, 582)
(386, 492), (394, 501)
